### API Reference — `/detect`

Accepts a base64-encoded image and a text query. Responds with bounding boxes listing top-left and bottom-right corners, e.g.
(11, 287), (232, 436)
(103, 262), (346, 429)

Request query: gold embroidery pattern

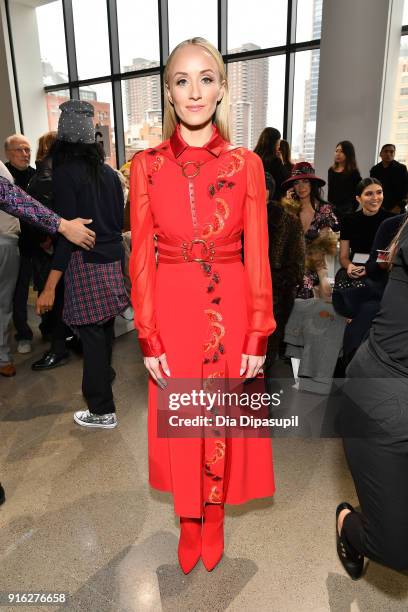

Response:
(203, 309), (225, 354)
(206, 440), (226, 465)
(147, 153), (165, 184)
(208, 486), (223, 503)
(202, 197), (229, 239)
(217, 148), (245, 180)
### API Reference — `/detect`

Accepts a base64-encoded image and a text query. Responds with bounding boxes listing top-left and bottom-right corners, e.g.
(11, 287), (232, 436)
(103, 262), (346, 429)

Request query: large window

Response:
(392, 6), (408, 166)
(292, 50), (320, 163)
(72, 0), (111, 80)
(36, 1), (68, 86)
(228, 0), (288, 51)
(117, 0), (160, 71)
(122, 75), (162, 161)
(79, 83), (116, 168)
(10, 0), (324, 166)
(228, 55), (286, 150)
(168, 0), (218, 52)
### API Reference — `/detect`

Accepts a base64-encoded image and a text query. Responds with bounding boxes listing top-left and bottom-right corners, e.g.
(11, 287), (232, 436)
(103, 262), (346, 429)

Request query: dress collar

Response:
(170, 124), (227, 158)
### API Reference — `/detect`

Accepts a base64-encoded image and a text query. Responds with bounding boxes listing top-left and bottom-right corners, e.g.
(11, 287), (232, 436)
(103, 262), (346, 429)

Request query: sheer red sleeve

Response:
(242, 152), (276, 356)
(129, 154), (165, 357)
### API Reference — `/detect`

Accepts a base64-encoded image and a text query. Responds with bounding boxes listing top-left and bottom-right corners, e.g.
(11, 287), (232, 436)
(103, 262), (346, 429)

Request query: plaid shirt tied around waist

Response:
(63, 251), (130, 326)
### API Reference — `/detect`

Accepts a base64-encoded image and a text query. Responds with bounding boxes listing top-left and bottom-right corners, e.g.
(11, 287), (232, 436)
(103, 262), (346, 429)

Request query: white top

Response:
(0, 160), (20, 236)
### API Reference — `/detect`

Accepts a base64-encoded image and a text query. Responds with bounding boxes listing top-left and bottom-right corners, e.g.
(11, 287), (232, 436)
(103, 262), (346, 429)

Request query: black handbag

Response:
(333, 267), (367, 291)
(332, 268), (370, 318)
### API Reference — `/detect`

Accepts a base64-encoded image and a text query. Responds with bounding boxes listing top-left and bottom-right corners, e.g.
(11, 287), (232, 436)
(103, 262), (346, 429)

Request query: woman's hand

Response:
(240, 354), (266, 378)
(58, 218), (95, 249)
(346, 263), (366, 278)
(144, 353), (171, 388)
(36, 288), (55, 315)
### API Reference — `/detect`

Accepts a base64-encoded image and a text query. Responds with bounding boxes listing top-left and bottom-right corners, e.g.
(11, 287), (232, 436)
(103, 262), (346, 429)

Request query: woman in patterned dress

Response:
(282, 162), (339, 300)
(130, 38), (276, 573)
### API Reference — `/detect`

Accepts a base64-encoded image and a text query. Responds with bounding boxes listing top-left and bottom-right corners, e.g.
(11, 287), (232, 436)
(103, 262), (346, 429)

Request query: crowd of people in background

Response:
(1, 103), (408, 576)
(2, 121), (408, 394)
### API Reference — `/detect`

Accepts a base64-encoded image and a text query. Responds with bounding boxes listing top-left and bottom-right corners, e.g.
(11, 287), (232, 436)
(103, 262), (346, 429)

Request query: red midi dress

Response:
(130, 125), (276, 518)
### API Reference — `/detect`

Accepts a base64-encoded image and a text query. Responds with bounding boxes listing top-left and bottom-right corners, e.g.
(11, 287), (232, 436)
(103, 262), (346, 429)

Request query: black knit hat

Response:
(57, 100), (95, 144)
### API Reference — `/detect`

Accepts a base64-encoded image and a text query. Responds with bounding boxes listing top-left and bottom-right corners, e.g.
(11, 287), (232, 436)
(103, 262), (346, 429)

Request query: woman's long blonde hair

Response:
(163, 37), (231, 142)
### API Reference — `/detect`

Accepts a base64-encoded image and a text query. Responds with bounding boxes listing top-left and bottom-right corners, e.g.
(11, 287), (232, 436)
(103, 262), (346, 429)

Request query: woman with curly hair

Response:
(282, 162), (339, 300)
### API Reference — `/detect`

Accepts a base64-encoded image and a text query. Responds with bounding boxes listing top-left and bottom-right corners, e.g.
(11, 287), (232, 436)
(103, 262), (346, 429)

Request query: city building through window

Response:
(10, 0), (324, 166)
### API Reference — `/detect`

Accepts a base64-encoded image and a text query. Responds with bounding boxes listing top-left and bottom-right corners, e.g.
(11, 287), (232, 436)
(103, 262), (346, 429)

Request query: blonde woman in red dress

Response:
(130, 37), (276, 573)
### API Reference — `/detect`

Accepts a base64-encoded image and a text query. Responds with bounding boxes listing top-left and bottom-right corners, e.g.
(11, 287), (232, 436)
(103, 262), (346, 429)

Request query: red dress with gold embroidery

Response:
(130, 125), (276, 518)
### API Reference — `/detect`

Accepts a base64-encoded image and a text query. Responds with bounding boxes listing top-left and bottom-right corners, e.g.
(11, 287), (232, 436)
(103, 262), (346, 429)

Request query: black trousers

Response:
(47, 280), (71, 355)
(341, 340), (408, 571)
(13, 254), (33, 341)
(77, 318), (115, 415)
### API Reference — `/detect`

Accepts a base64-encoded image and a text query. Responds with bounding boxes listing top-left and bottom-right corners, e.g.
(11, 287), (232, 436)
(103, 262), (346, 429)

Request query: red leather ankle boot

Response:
(202, 504), (224, 571)
(178, 516), (202, 574)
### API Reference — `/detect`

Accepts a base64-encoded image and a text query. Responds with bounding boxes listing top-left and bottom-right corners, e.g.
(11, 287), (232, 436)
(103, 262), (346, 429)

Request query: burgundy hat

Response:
(282, 161), (326, 189)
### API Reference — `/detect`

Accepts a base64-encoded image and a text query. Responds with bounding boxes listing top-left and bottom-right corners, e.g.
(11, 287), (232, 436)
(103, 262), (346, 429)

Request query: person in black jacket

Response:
(370, 144), (408, 214)
(328, 140), (362, 222)
(28, 131), (74, 371)
(336, 216), (408, 579)
(254, 127), (291, 201)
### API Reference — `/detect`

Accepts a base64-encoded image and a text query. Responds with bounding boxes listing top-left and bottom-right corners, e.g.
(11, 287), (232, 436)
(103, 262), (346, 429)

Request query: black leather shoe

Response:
(336, 502), (364, 580)
(31, 351), (70, 371)
(0, 483), (5, 505)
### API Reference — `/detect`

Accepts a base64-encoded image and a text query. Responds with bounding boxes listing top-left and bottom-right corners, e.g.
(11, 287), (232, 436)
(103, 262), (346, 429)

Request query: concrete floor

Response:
(1, 323), (408, 612)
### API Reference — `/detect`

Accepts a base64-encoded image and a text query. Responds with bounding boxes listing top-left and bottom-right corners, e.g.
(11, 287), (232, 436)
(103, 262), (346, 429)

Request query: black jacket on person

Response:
(365, 213), (406, 289)
(327, 167), (362, 220)
(26, 157), (56, 291)
(263, 157), (291, 201)
(5, 161), (36, 255)
(52, 159), (124, 272)
(370, 160), (408, 213)
(27, 157), (54, 243)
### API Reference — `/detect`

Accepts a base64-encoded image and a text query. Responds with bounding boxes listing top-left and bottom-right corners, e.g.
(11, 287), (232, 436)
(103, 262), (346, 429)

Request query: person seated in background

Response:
(263, 171), (305, 376)
(254, 127), (291, 201)
(333, 179), (393, 367)
(339, 178), (391, 281)
(281, 162), (339, 301)
(336, 212), (407, 365)
(4, 134), (36, 355)
(370, 144), (408, 214)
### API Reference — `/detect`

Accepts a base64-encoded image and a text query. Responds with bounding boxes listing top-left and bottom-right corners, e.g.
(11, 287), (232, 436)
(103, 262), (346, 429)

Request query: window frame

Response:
(7, 0), (323, 167)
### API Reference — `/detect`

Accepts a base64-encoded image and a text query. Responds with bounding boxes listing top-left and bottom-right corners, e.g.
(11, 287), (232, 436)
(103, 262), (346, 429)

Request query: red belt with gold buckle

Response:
(156, 234), (242, 264)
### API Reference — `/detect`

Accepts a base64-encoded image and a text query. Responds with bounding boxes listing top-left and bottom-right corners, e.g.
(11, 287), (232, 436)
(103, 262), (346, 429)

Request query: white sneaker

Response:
(73, 409), (118, 429)
(17, 340), (32, 354)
